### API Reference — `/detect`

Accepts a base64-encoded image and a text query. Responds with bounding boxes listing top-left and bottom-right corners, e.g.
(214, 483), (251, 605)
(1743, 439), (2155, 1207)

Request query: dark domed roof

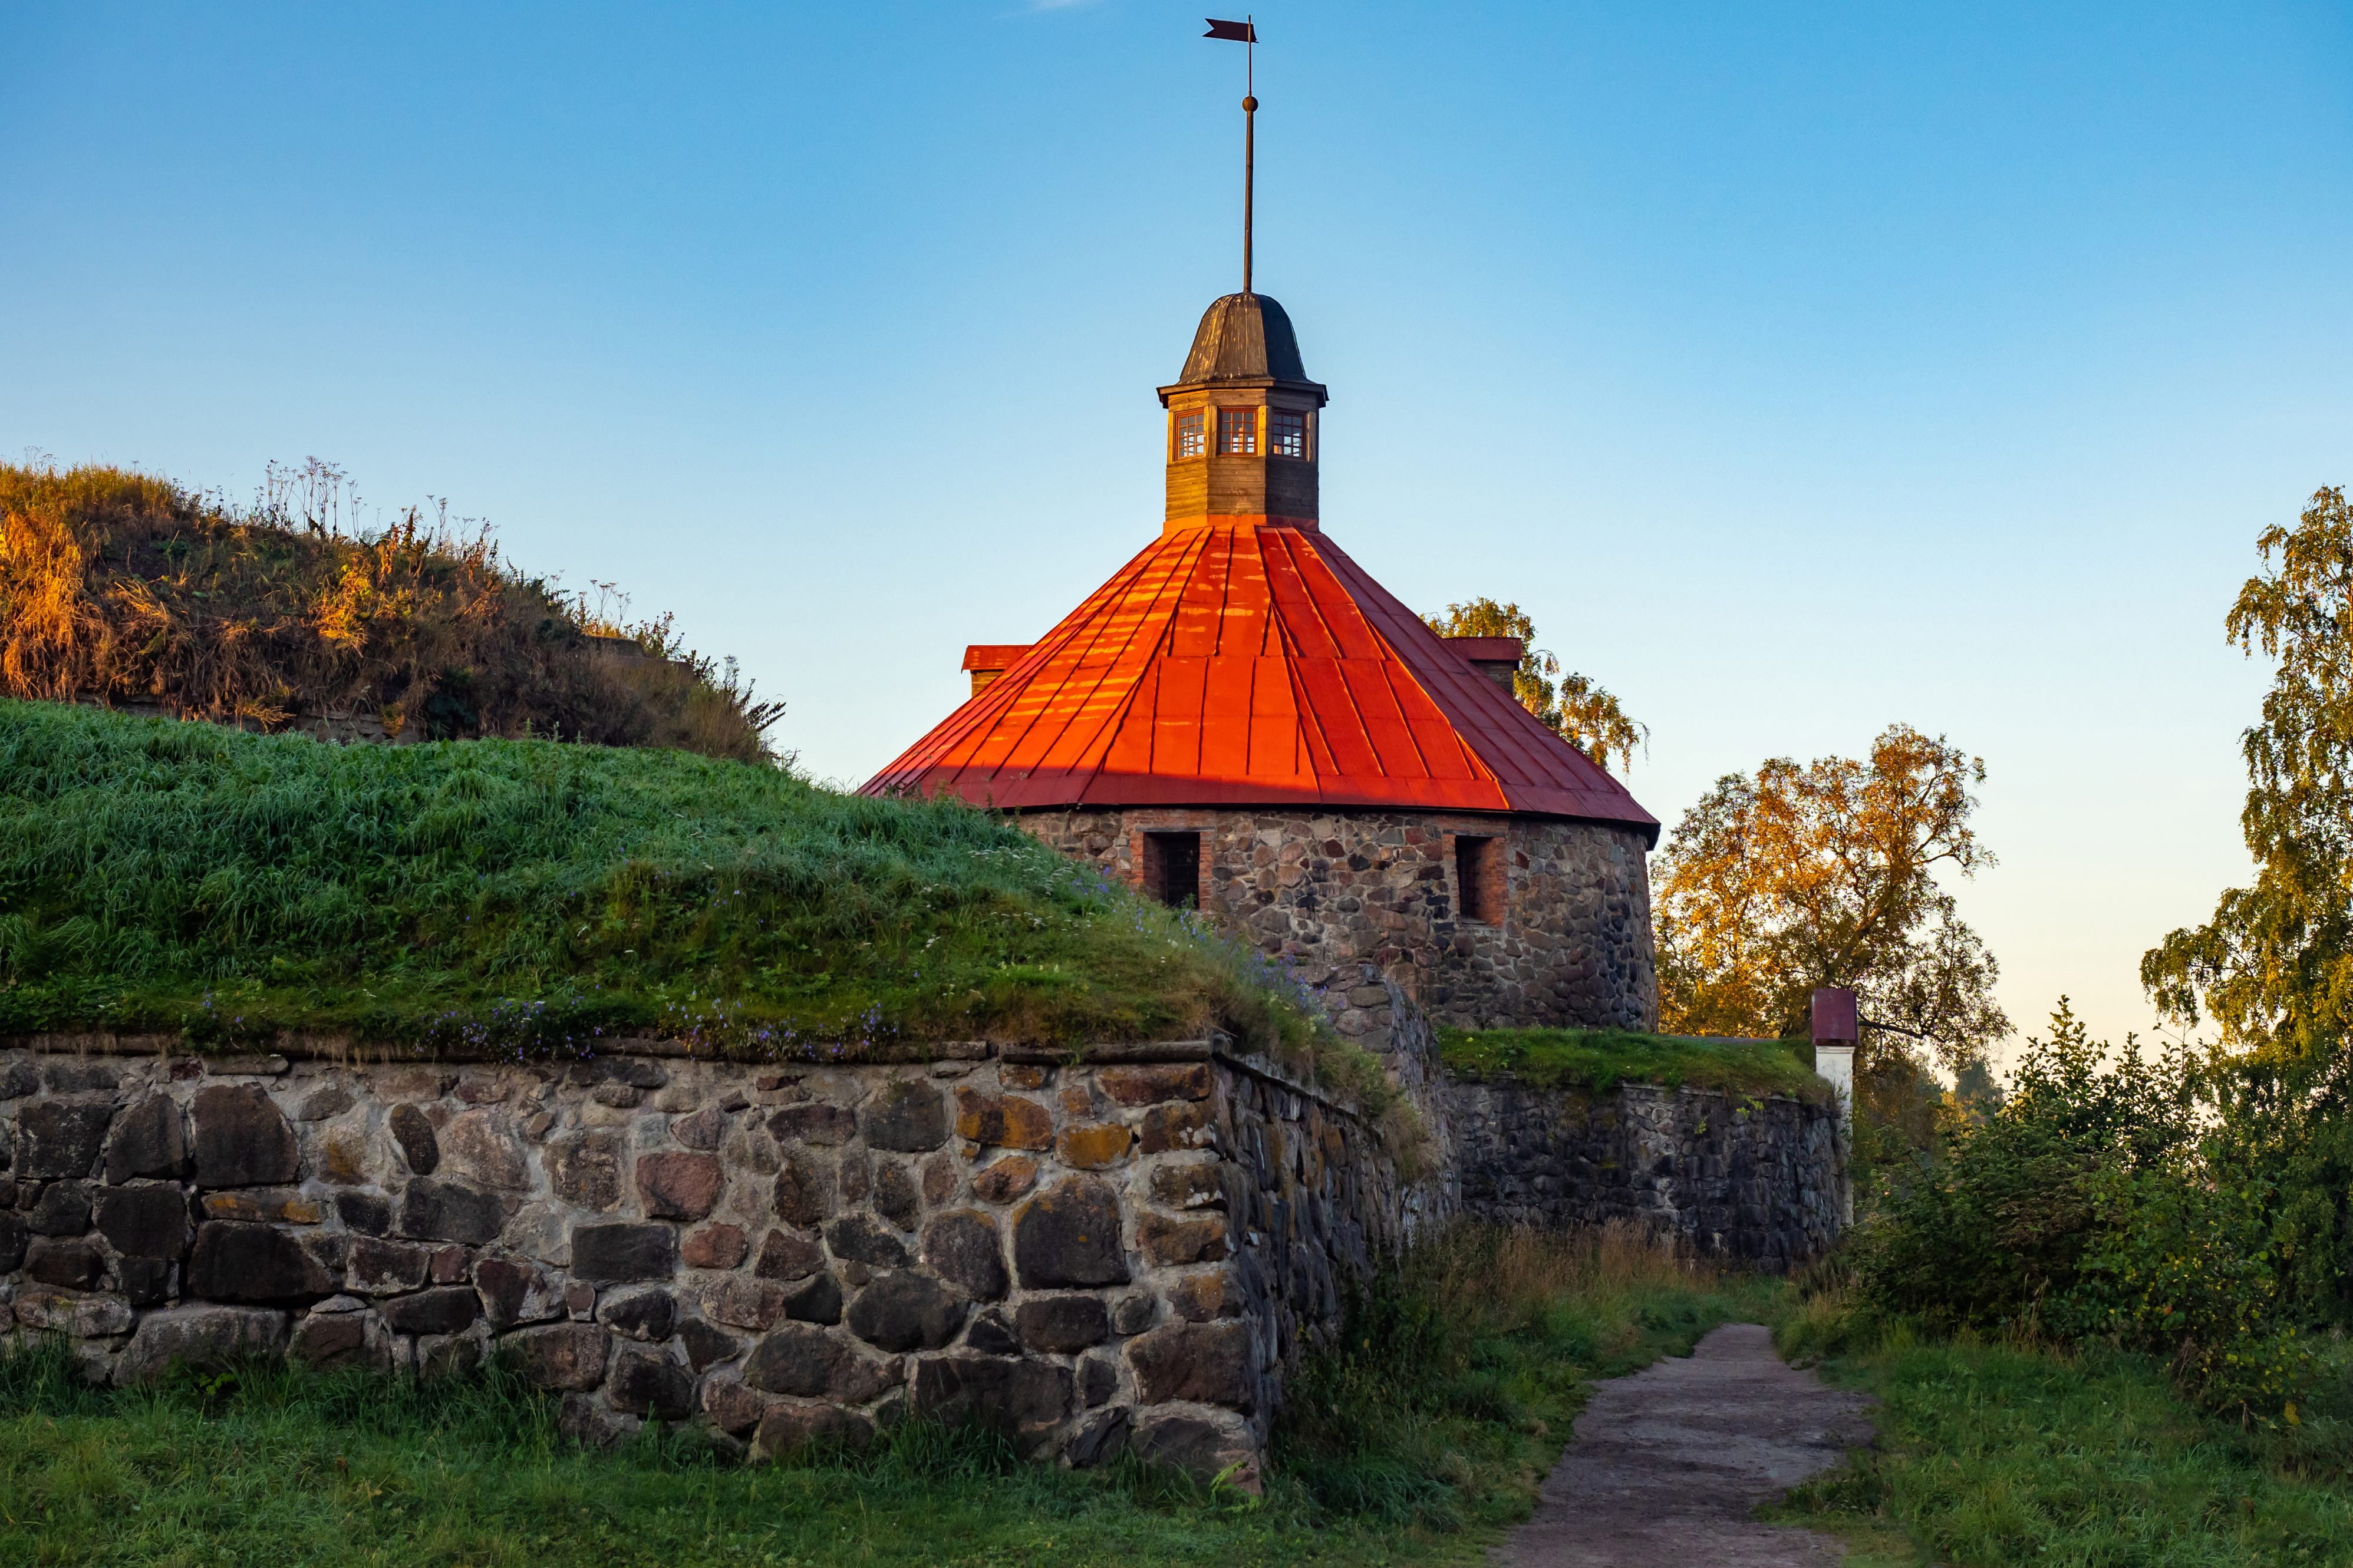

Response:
(1178, 292), (1311, 384)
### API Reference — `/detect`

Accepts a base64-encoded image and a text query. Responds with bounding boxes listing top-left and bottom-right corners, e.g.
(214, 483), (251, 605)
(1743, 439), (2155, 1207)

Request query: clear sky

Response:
(7, 2), (2350, 1062)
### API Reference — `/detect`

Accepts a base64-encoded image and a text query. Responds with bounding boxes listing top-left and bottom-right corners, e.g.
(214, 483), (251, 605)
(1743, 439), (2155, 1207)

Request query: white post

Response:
(1811, 988), (1858, 1229)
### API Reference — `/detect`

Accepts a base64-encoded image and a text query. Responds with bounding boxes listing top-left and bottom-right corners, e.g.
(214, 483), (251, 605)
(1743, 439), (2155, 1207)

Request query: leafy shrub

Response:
(1851, 1001), (2320, 1420)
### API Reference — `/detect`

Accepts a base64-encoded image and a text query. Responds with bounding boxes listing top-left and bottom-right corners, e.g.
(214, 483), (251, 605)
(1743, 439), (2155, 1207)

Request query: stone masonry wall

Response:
(1019, 807), (1657, 1034)
(0, 1039), (1412, 1483)
(1446, 1077), (1845, 1270)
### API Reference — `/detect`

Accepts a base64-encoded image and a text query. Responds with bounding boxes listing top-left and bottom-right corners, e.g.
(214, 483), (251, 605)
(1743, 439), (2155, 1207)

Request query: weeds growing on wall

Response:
(0, 459), (782, 761)
(0, 700), (1336, 1067)
(1435, 1025), (1831, 1104)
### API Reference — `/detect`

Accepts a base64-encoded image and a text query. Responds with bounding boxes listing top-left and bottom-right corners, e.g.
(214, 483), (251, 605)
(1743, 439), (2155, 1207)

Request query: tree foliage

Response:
(1421, 598), (1647, 773)
(2145, 487), (2353, 1071)
(2141, 485), (2353, 1325)
(1652, 724), (2007, 1072)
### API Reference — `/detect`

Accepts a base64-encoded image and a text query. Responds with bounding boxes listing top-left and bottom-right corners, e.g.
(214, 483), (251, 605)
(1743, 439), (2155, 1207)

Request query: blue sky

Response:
(7, 2), (2350, 1059)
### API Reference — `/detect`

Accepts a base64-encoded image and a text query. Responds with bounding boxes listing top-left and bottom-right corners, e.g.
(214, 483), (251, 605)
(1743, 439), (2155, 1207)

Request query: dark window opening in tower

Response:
(1216, 408), (1258, 455)
(1455, 834), (1499, 924)
(1173, 410), (1205, 460)
(1146, 831), (1202, 910)
(1269, 410), (1306, 459)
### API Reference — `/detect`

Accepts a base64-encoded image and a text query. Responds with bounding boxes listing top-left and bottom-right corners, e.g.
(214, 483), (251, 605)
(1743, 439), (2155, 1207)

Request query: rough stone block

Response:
(398, 1179), (506, 1246)
(189, 1221), (336, 1303)
(1125, 1321), (1256, 1412)
(1064, 1404), (1131, 1467)
(920, 1209), (1007, 1302)
(1078, 1353), (1119, 1408)
(1132, 1409), (1258, 1486)
(1013, 1179), (1129, 1289)
(864, 1082), (949, 1153)
(1098, 1064), (1212, 1105)
(872, 1161), (920, 1230)
(441, 1110), (529, 1191)
(743, 1323), (898, 1403)
(476, 1256), (562, 1327)
(507, 1321), (611, 1390)
(952, 1088), (1051, 1151)
(192, 1085), (299, 1188)
(97, 1184), (192, 1259)
(18, 1099), (114, 1179)
(1166, 1269), (1247, 1322)
(773, 1151), (833, 1230)
(681, 1222), (749, 1270)
(754, 1226), (823, 1282)
(546, 1129), (624, 1210)
(201, 1189), (321, 1224)
(380, 1285), (482, 1336)
(1056, 1124), (1133, 1170)
(824, 1213), (908, 1269)
(1016, 1294), (1110, 1353)
(105, 1095), (187, 1182)
(27, 1179), (93, 1236)
(781, 1272), (843, 1325)
(671, 1103), (731, 1151)
(118, 1304), (288, 1384)
(1138, 1102), (1213, 1155)
(1136, 1212), (1228, 1267)
(700, 1276), (786, 1332)
(0, 1212), (29, 1273)
(608, 1346), (697, 1419)
(767, 1103), (857, 1146)
(911, 1355), (1072, 1447)
(753, 1402), (874, 1458)
(348, 1237), (432, 1295)
(846, 1271), (965, 1352)
(703, 1375), (772, 1435)
(571, 1222), (677, 1283)
(1147, 1159), (1228, 1212)
(970, 1156), (1039, 1204)
(637, 1150), (724, 1221)
(25, 1237), (103, 1290)
(681, 1318), (742, 1372)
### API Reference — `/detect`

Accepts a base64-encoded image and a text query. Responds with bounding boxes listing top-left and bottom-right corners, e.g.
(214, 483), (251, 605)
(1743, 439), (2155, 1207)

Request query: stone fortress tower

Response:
(864, 291), (1661, 1035)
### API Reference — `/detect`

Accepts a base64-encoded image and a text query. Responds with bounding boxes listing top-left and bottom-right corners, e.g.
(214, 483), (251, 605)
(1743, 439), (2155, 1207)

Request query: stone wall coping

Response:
(0, 1028), (1403, 1144)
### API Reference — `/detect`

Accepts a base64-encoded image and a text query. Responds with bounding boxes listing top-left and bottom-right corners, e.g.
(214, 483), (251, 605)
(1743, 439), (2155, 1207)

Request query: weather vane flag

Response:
(1204, 17), (1259, 293)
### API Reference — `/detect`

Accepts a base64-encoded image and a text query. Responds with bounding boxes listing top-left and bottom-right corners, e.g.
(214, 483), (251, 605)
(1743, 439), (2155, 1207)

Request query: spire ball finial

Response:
(1242, 94), (1257, 111)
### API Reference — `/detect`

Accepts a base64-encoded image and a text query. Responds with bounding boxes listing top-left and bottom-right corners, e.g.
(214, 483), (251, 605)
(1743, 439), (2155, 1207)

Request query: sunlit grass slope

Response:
(0, 700), (1321, 1059)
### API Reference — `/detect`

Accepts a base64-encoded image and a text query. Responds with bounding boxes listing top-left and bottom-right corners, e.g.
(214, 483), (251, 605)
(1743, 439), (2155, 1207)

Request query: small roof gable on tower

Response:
(1176, 292), (1321, 393)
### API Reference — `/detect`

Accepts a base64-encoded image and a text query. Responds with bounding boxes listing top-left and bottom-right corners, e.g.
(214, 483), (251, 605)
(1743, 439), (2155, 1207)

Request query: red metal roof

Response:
(862, 522), (1659, 841)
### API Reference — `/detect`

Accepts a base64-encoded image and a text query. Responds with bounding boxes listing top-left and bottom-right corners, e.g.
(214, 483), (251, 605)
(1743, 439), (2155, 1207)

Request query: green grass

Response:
(0, 699), (1332, 1069)
(1437, 1025), (1830, 1103)
(1775, 1305), (2353, 1566)
(0, 1226), (1776, 1566)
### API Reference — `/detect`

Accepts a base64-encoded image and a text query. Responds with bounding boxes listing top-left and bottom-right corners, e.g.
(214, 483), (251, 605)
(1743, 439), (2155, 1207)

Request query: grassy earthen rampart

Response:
(0, 701), (1334, 1074)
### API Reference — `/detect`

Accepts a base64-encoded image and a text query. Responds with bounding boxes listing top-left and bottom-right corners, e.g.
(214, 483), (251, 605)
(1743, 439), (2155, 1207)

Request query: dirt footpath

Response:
(1491, 1323), (1875, 1568)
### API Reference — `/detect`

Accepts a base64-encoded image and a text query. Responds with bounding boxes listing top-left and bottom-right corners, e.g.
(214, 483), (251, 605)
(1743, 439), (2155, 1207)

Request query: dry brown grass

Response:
(0, 459), (783, 761)
(1406, 1219), (1713, 1341)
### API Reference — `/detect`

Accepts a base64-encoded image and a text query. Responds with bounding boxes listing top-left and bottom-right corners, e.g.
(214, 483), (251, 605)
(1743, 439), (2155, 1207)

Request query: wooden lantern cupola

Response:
(1158, 293), (1329, 535)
